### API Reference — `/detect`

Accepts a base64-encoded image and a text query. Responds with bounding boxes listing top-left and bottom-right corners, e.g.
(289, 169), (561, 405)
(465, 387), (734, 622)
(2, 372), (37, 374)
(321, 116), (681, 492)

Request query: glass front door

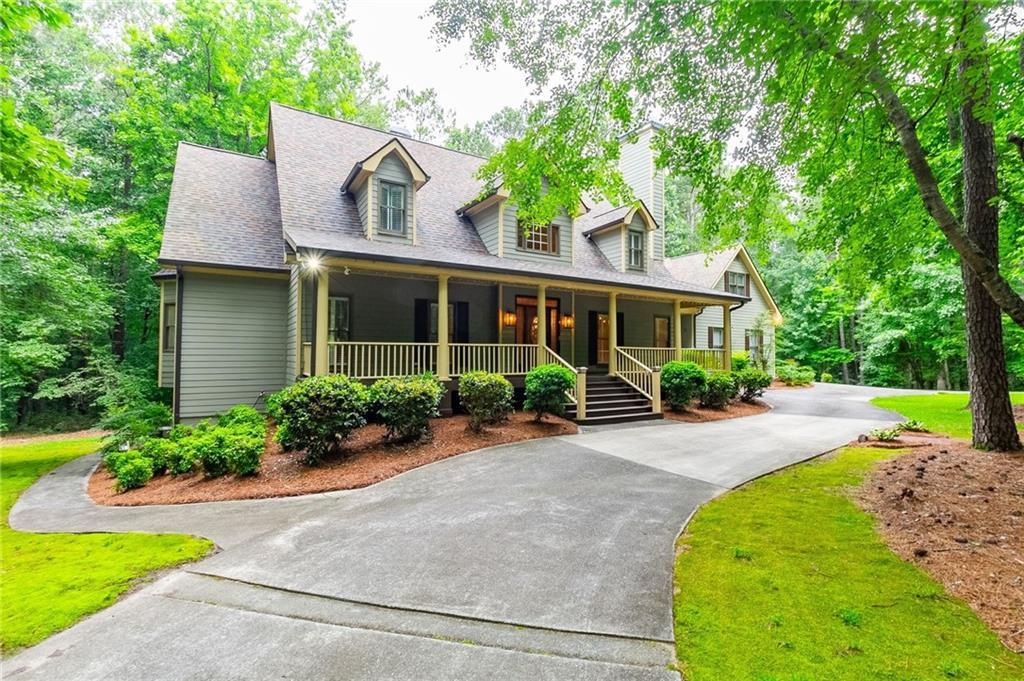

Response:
(596, 313), (609, 364)
(515, 296), (559, 350)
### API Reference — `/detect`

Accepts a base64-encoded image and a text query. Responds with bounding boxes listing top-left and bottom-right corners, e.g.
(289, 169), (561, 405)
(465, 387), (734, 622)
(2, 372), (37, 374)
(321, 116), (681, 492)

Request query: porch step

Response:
(565, 374), (663, 426)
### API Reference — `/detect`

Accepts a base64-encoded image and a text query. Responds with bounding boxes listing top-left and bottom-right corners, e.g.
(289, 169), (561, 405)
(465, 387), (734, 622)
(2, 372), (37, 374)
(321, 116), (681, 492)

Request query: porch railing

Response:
(615, 347), (662, 414)
(326, 341), (438, 379)
(448, 343), (538, 377)
(541, 345), (578, 404)
(680, 348), (727, 371)
(618, 346), (727, 372)
(618, 347), (675, 370)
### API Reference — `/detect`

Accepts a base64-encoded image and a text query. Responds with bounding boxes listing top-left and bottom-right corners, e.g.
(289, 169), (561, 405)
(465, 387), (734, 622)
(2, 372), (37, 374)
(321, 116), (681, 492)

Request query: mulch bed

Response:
(662, 398), (771, 423)
(769, 380), (812, 389)
(854, 434), (1024, 653)
(89, 412), (576, 507)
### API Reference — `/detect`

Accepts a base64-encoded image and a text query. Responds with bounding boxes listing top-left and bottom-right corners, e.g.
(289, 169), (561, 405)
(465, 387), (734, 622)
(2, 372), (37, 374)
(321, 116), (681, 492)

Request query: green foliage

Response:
(871, 393), (1024, 441)
(660, 361), (707, 411)
(523, 364), (574, 421)
(99, 401), (171, 453)
(730, 352), (749, 372)
(776, 361), (815, 387)
(734, 367), (770, 403)
(369, 374), (445, 442)
(699, 372), (738, 409)
(217, 405), (264, 430)
(870, 427), (902, 442)
(139, 438), (175, 475)
(113, 451), (153, 491)
(819, 372), (834, 383)
(458, 371), (513, 432)
(897, 419), (926, 433)
(166, 443), (198, 476)
(270, 375), (368, 464)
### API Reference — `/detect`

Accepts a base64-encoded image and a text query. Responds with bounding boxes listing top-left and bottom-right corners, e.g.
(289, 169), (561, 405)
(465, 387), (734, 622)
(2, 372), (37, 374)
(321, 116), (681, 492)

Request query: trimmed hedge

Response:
(735, 367), (771, 403)
(139, 438), (175, 475)
(661, 361), (707, 411)
(369, 374), (445, 442)
(524, 364), (574, 421)
(270, 375), (369, 464)
(700, 372), (739, 409)
(109, 450), (153, 491)
(459, 371), (513, 432)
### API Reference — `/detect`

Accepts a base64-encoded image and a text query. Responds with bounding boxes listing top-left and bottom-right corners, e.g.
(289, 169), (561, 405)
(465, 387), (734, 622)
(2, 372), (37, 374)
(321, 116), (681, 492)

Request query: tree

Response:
(431, 0), (1024, 450)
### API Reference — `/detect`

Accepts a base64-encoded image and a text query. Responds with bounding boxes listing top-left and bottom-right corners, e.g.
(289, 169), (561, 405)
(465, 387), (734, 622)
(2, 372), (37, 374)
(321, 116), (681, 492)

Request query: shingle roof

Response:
(663, 247), (740, 289)
(159, 103), (744, 301)
(160, 142), (286, 271)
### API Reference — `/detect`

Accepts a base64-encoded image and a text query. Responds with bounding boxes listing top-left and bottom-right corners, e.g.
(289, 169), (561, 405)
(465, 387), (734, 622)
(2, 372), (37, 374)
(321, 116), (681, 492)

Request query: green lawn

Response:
(871, 392), (1024, 440)
(673, 446), (1024, 681)
(0, 437), (212, 654)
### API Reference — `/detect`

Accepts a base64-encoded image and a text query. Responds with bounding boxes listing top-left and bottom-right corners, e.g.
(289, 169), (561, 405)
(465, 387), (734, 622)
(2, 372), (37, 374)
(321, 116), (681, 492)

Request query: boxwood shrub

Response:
(700, 372), (739, 409)
(459, 371), (513, 432)
(369, 373), (445, 442)
(524, 364), (575, 421)
(735, 367), (771, 403)
(139, 438), (176, 475)
(113, 451), (153, 491)
(660, 361), (707, 411)
(217, 404), (264, 430)
(270, 375), (369, 464)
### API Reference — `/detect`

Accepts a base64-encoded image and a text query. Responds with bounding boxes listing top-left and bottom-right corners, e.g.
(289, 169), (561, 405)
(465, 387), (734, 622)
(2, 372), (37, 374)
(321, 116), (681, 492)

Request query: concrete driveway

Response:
(6, 384), (913, 680)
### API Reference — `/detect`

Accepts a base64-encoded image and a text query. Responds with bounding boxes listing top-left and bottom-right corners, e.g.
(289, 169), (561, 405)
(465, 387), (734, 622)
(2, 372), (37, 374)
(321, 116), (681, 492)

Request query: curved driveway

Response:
(7, 384), (915, 680)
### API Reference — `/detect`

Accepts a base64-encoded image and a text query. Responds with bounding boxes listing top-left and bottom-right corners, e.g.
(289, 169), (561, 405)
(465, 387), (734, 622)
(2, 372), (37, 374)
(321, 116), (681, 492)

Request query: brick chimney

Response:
(619, 122), (665, 260)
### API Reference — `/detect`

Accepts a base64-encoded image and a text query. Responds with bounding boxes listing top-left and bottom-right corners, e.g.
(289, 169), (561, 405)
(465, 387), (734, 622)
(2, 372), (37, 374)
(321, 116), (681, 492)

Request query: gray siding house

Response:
(157, 106), (781, 424)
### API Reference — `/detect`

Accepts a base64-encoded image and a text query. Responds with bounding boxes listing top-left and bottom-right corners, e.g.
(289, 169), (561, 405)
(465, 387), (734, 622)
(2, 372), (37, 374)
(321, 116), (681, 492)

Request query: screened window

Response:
(628, 231), (645, 270)
(708, 326), (725, 349)
(378, 181), (406, 233)
(163, 303), (176, 352)
(726, 271), (748, 295)
(517, 224), (559, 254)
(328, 296), (351, 342)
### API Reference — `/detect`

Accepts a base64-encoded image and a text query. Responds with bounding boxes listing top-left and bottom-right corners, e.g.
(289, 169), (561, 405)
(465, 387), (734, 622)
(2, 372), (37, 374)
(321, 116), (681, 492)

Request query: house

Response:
(156, 104), (781, 425)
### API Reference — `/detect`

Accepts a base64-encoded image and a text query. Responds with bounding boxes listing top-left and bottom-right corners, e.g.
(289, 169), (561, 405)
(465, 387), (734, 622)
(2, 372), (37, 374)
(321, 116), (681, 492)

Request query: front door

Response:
(515, 296), (559, 350)
(588, 311), (625, 367)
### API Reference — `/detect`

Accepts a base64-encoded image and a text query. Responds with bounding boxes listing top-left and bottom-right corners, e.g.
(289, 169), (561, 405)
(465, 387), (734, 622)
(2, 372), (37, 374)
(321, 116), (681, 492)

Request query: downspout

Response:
(172, 266), (184, 424)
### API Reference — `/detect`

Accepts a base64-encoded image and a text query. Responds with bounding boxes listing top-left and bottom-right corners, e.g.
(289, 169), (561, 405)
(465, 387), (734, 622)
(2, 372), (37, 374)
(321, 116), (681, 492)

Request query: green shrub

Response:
(113, 451), (153, 491)
(459, 371), (513, 432)
(524, 364), (575, 421)
(226, 430), (264, 476)
(819, 371), (834, 383)
(167, 440), (199, 476)
(731, 352), (750, 372)
(217, 404), (264, 431)
(661, 361), (707, 411)
(270, 375), (369, 464)
(187, 428), (232, 477)
(167, 424), (193, 441)
(777, 361), (815, 386)
(100, 401), (172, 453)
(735, 367), (771, 403)
(871, 426), (901, 442)
(139, 438), (176, 475)
(898, 419), (926, 432)
(369, 373), (445, 442)
(103, 450), (131, 476)
(700, 372), (738, 409)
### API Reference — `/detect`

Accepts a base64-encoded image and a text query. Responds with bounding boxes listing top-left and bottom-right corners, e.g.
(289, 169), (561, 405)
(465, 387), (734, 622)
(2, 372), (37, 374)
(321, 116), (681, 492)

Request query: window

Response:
(726, 271), (748, 295)
(517, 224), (559, 254)
(745, 329), (763, 357)
(708, 326), (725, 349)
(654, 316), (670, 348)
(163, 303), (176, 352)
(328, 297), (351, 342)
(378, 181), (406, 233)
(628, 230), (645, 270)
(429, 303), (455, 342)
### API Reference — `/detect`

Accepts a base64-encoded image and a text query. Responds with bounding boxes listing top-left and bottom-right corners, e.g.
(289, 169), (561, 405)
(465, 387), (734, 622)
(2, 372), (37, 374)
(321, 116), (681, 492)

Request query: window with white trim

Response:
(378, 181), (406, 233)
(726, 271), (748, 295)
(627, 230), (645, 270)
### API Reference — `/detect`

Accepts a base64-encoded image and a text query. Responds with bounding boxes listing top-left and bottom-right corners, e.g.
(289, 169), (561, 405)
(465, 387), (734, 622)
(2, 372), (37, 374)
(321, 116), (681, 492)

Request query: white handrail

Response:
(615, 347), (653, 399)
(449, 343), (540, 376)
(618, 346), (727, 372)
(618, 346), (675, 369)
(326, 342), (438, 379)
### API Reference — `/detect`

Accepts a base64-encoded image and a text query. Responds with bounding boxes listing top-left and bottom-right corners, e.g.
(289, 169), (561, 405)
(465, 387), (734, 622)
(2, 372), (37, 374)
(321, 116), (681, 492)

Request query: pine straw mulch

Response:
(853, 433), (1024, 653)
(662, 398), (770, 423)
(89, 412), (576, 507)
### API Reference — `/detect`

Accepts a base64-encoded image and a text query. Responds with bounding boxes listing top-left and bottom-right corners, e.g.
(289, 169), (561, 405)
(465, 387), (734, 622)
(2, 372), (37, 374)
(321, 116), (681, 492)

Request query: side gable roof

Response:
(665, 245), (781, 320)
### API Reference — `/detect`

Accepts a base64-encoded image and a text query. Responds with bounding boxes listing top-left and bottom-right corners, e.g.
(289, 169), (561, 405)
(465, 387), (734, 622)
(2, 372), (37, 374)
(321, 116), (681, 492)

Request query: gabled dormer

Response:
(341, 138), (429, 244)
(457, 185), (575, 266)
(582, 201), (659, 273)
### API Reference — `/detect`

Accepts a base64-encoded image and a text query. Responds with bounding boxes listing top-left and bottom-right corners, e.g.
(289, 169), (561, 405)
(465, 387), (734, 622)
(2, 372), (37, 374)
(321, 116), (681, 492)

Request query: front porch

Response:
(294, 260), (734, 421)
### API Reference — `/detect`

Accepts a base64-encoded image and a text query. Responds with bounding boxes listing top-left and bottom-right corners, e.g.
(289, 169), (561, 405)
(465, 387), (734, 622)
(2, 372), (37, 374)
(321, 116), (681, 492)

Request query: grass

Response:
(871, 392), (1024, 440)
(673, 446), (1024, 680)
(0, 437), (213, 654)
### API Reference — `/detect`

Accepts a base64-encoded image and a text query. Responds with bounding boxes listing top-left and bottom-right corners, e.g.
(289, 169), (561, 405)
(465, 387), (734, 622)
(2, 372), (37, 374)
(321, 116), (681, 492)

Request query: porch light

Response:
(560, 313), (575, 330)
(303, 254), (323, 273)
(501, 310), (517, 327)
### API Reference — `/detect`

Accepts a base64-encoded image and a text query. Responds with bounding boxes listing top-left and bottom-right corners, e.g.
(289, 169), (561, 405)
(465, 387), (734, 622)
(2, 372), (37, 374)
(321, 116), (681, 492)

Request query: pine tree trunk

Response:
(838, 316), (850, 383)
(959, 15), (1021, 451)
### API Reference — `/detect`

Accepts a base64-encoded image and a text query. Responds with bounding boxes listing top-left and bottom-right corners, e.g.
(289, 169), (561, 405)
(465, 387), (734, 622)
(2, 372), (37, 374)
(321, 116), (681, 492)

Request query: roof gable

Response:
(341, 137), (430, 193)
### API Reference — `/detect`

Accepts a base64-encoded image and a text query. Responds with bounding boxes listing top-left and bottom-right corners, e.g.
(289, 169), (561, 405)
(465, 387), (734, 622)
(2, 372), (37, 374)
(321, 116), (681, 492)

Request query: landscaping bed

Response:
(855, 434), (1024, 653)
(662, 398), (770, 423)
(90, 412), (575, 506)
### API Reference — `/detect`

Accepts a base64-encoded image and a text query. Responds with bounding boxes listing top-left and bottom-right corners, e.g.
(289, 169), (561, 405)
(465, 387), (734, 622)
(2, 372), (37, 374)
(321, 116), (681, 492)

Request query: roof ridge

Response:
(271, 102), (492, 161)
(178, 141), (270, 162)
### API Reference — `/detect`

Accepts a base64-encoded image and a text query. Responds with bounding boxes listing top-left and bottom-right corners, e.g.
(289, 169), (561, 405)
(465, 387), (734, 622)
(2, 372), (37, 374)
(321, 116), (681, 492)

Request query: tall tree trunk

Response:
(111, 247), (127, 361)
(838, 316), (850, 383)
(959, 10), (1020, 451)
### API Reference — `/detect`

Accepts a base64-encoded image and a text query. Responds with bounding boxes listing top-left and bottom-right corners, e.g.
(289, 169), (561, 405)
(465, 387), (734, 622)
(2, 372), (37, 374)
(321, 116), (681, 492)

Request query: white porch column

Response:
(608, 292), (618, 376)
(437, 275), (450, 379)
(672, 299), (682, 362)
(722, 303), (732, 372)
(314, 270), (329, 375)
(536, 283), (547, 365)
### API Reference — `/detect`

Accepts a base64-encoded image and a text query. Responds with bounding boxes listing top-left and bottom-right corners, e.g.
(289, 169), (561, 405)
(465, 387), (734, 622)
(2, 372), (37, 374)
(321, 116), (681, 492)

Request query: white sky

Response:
(344, 0), (532, 126)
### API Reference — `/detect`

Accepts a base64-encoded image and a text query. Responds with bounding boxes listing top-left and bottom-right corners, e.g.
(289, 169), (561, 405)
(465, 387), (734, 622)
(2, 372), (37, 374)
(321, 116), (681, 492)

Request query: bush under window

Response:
(270, 375), (369, 464)
(459, 371), (513, 432)
(369, 374), (445, 442)
(735, 367), (771, 403)
(660, 361), (707, 411)
(524, 364), (574, 421)
(700, 372), (739, 409)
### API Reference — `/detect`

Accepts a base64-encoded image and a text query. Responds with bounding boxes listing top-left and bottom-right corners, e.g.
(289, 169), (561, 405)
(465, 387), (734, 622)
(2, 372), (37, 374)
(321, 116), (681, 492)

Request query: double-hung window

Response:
(726, 271), (748, 295)
(627, 230), (645, 270)
(378, 181), (406, 233)
(328, 296), (351, 342)
(163, 302), (176, 351)
(708, 326), (725, 349)
(518, 224), (559, 255)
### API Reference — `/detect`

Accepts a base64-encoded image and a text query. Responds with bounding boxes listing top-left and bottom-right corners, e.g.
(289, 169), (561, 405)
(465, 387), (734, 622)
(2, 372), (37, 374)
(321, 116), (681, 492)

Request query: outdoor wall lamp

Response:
(501, 310), (518, 327)
(559, 313), (575, 330)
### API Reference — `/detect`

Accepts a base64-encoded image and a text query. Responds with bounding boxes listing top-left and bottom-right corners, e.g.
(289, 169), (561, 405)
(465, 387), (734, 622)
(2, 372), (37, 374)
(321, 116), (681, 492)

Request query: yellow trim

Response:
(348, 139), (429, 192)
(496, 200), (505, 257)
(157, 282), (165, 387)
(181, 265), (289, 280)
(725, 245), (783, 324)
(315, 271), (329, 375)
(462, 187), (511, 218)
(411, 188), (417, 245)
(294, 273), (303, 378)
(367, 175), (376, 239)
(585, 202), (659, 238)
(620, 228), (627, 272)
(437, 275), (450, 379)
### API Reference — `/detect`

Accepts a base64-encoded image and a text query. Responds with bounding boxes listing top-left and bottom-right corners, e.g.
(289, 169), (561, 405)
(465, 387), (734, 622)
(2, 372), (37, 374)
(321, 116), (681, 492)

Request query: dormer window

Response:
(726, 271), (749, 295)
(627, 230), (645, 270)
(379, 181), (406, 233)
(518, 224), (559, 255)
